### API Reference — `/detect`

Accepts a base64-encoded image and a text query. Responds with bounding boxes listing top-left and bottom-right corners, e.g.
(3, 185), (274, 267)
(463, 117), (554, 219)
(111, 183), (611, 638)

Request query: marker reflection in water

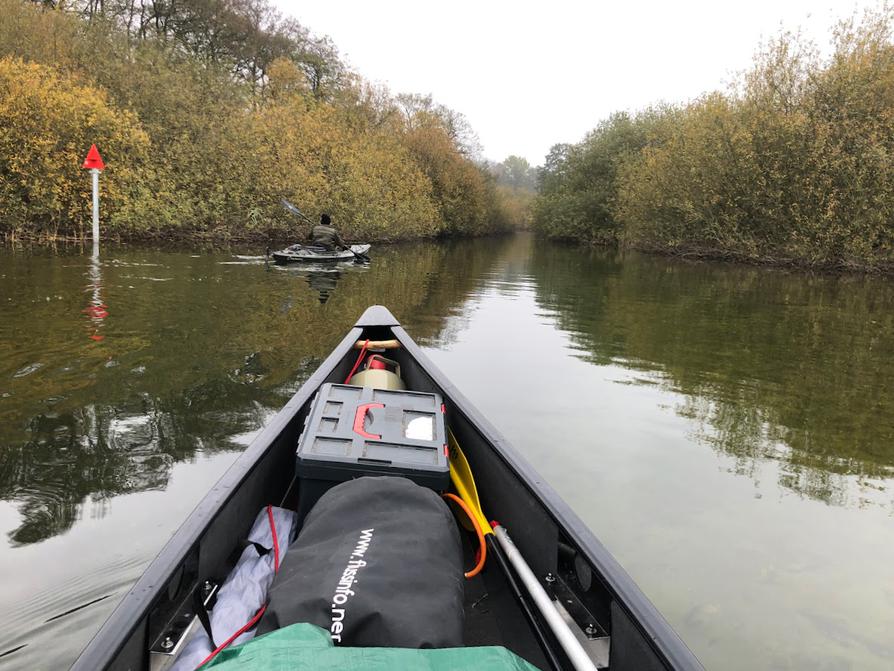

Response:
(83, 248), (107, 341)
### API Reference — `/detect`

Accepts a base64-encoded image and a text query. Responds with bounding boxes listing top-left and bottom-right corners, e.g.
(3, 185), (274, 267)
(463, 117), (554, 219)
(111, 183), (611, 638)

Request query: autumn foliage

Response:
(534, 7), (894, 270)
(0, 0), (510, 241)
(0, 58), (154, 238)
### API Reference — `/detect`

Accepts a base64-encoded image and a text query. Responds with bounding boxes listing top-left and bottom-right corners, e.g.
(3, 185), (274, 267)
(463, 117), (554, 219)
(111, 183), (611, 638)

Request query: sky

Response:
(275, 0), (878, 166)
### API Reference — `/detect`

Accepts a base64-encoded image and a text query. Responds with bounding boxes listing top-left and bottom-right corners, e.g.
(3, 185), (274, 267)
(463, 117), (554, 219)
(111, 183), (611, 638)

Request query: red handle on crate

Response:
(353, 403), (384, 439)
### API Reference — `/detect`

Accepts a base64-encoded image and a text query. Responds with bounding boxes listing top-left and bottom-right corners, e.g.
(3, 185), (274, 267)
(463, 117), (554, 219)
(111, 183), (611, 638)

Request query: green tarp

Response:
(204, 622), (541, 671)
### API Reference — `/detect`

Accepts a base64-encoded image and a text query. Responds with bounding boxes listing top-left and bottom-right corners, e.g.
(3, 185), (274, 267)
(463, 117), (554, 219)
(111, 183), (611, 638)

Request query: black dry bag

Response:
(258, 476), (464, 648)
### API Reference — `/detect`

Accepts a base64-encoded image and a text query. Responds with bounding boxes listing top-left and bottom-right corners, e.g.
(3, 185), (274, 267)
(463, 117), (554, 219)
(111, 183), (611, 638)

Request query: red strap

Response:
(195, 603), (267, 669)
(345, 339), (370, 384)
(195, 508), (280, 669)
(266, 505), (280, 574)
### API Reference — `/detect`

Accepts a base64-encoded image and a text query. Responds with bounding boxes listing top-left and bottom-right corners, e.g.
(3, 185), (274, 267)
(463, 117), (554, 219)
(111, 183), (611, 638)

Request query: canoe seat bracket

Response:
(551, 576), (611, 668)
(148, 579), (219, 670)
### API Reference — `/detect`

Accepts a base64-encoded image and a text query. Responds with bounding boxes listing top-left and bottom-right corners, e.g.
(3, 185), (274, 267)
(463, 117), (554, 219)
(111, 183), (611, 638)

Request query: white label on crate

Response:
(405, 416), (434, 441)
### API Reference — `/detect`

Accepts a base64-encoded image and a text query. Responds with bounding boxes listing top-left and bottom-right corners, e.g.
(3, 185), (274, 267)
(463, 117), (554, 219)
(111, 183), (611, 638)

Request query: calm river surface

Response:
(1, 234), (892, 670)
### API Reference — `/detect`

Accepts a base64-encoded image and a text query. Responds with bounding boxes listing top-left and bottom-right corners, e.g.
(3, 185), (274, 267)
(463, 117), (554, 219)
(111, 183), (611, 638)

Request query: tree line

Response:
(0, 0), (521, 241)
(533, 6), (894, 271)
(488, 155), (538, 229)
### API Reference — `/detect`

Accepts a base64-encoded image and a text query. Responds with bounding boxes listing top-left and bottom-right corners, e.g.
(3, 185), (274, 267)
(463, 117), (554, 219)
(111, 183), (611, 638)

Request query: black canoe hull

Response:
(72, 306), (703, 671)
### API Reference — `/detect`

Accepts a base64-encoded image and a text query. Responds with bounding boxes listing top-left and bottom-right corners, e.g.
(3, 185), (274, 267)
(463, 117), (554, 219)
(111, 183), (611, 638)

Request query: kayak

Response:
(71, 306), (703, 671)
(270, 244), (371, 264)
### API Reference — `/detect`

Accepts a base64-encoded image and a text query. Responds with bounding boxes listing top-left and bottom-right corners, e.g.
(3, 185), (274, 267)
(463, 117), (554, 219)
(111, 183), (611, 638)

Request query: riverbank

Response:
(537, 238), (894, 278)
(533, 7), (894, 273)
(622, 240), (894, 276)
(0, 0), (518, 243)
(1, 228), (511, 247)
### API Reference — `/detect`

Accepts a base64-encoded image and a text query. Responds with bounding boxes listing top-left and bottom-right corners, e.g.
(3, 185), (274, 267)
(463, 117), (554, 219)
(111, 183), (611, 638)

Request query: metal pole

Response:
(91, 168), (100, 251)
(493, 525), (597, 671)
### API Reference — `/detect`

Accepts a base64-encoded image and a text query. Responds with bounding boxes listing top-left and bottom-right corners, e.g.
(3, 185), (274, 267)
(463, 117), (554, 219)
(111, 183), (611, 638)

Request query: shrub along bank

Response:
(0, 0), (512, 242)
(534, 8), (894, 271)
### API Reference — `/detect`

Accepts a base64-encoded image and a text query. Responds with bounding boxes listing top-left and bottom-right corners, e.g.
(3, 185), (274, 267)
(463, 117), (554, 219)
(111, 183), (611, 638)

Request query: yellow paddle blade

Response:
(447, 430), (492, 535)
(448, 462), (477, 532)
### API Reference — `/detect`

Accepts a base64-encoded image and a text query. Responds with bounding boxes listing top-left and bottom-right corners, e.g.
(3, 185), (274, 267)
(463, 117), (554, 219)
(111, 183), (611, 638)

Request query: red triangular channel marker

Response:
(82, 144), (105, 170)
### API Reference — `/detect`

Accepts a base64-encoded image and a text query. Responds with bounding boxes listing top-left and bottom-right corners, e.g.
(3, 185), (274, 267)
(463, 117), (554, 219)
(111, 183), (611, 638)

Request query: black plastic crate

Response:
(295, 383), (449, 520)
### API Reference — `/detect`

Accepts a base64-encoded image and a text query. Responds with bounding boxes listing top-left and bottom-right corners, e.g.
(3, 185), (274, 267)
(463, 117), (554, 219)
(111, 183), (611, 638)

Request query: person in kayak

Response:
(307, 213), (345, 251)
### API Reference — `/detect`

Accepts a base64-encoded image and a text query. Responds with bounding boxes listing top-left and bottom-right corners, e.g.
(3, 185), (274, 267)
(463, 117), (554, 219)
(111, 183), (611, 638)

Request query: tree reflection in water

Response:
(528, 244), (894, 509)
(0, 238), (512, 545)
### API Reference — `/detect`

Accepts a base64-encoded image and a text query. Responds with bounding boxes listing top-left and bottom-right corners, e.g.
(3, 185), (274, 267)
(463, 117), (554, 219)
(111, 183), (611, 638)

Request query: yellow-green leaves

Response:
(0, 57), (151, 239)
(0, 0), (511, 242)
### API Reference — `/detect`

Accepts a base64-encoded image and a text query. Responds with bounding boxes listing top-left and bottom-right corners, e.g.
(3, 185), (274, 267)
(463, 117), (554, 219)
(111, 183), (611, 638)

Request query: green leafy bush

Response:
(534, 6), (894, 270)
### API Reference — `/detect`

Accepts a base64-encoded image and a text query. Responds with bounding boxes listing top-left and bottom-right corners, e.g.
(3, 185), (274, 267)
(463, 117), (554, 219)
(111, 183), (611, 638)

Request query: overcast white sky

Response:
(275, 0), (877, 165)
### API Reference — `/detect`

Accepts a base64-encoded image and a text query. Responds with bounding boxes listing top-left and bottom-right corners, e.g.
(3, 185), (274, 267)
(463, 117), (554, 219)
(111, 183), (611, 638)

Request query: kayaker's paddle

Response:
(280, 199), (370, 263)
(448, 430), (597, 671)
(280, 199), (314, 225)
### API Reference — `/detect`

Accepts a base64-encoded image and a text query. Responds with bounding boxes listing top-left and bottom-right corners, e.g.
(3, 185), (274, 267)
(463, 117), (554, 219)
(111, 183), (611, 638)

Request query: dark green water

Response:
(1, 234), (892, 670)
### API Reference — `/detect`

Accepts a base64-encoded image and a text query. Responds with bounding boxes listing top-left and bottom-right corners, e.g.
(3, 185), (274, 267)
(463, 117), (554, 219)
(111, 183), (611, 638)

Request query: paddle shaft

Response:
(493, 526), (596, 671)
(447, 430), (595, 669)
(344, 245), (369, 262)
(281, 199), (314, 225)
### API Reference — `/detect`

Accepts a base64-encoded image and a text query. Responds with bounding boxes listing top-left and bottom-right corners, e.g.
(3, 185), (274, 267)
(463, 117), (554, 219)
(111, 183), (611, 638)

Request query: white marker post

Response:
(91, 168), (100, 246)
(82, 144), (106, 252)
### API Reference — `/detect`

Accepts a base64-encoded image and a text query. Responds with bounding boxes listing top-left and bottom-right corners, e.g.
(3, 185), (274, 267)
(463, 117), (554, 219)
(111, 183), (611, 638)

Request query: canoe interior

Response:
(72, 306), (702, 671)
